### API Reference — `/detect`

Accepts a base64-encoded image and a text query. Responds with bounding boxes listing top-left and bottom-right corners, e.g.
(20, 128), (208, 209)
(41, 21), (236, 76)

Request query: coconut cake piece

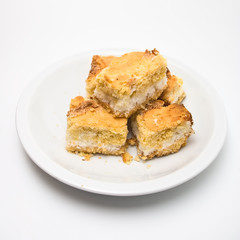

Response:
(66, 96), (128, 155)
(86, 55), (185, 106)
(159, 69), (186, 105)
(131, 101), (194, 160)
(93, 49), (168, 118)
(86, 55), (116, 97)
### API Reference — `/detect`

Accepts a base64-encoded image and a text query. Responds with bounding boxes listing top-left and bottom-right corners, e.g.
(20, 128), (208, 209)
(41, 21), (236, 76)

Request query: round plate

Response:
(16, 49), (227, 196)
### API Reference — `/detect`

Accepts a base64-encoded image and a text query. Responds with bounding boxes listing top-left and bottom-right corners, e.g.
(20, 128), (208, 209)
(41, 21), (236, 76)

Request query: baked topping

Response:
(87, 55), (116, 81)
(67, 96), (127, 129)
(141, 104), (193, 131)
(68, 98), (99, 116)
(96, 49), (167, 88)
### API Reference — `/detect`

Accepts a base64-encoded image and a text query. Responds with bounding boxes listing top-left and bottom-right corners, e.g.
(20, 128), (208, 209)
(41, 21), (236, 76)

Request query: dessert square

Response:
(159, 69), (186, 105)
(86, 55), (116, 97)
(66, 96), (128, 155)
(93, 49), (168, 118)
(131, 101), (194, 160)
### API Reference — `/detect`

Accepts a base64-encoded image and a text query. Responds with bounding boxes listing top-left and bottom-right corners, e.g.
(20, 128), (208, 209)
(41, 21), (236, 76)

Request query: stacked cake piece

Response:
(66, 49), (194, 160)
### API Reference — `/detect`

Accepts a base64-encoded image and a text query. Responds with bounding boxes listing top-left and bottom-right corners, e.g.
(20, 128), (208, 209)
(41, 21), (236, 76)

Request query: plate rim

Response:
(16, 48), (227, 196)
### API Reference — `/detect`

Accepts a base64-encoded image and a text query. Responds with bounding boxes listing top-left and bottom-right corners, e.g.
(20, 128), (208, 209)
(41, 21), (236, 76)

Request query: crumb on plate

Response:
(127, 137), (137, 146)
(134, 155), (140, 162)
(122, 152), (133, 165)
(78, 152), (92, 161)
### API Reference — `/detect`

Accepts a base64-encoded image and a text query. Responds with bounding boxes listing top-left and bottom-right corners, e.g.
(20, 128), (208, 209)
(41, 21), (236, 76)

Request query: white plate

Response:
(16, 49), (227, 196)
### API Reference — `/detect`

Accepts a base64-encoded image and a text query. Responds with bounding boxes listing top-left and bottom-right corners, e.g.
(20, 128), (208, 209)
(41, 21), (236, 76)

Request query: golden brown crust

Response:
(67, 96), (127, 129)
(86, 55), (116, 96)
(68, 98), (98, 116)
(87, 55), (116, 81)
(95, 49), (167, 93)
(69, 96), (85, 110)
(139, 104), (193, 132)
(129, 100), (165, 124)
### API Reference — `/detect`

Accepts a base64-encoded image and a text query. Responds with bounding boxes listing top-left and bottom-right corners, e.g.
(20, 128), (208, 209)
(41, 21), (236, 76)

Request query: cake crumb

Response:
(146, 164), (151, 169)
(84, 154), (92, 161)
(78, 152), (92, 161)
(127, 137), (137, 146)
(122, 152), (133, 165)
(134, 155), (140, 162)
(98, 156), (102, 159)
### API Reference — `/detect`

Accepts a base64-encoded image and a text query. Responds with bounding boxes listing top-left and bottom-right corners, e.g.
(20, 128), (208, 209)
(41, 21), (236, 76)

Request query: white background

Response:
(1, 0), (240, 239)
